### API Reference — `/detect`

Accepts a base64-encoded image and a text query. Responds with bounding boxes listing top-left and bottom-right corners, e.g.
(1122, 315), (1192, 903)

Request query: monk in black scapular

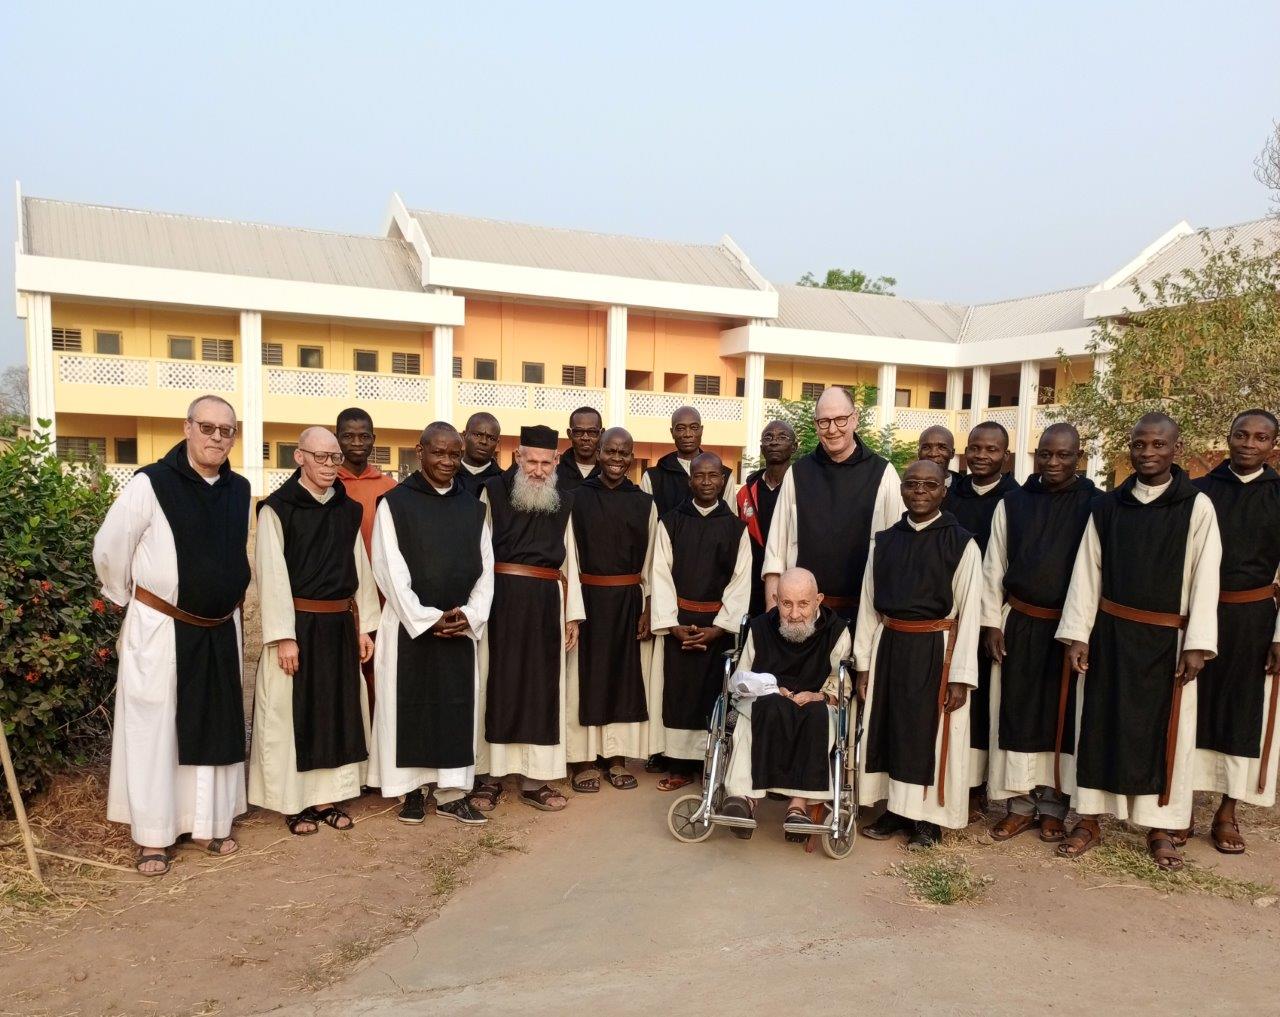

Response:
(946, 420), (1018, 812)
(1056, 413), (1221, 872)
(917, 424), (961, 489)
(1184, 410), (1280, 854)
(456, 411), (504, 496)
(982, 424), (1095, 844)
(737, 419), (796, 618)
(556, 405), (603, 492)
(641, 405), (735, 515)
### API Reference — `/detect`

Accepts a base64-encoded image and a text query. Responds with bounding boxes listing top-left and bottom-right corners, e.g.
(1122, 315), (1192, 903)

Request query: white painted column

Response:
(606, 305), (628, 427)
(743, 351), (766, 463)
(1014, 359), (1039, 481)
(239, 311), (265, 496)
(875, 363), (898, 430)
(1087, 352), (1110, 484)
(969, 365), (991, 425)
(21, 292), (56, 443)
(432, 287), (455, 423)
(945, 367), (966, 471)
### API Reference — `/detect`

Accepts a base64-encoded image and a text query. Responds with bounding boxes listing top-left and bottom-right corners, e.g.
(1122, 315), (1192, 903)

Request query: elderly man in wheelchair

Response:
(720, 567), (854, 843)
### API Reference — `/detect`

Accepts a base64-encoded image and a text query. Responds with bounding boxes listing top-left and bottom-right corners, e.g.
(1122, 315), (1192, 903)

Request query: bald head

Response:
(777, 567), (822, 640)
(918, 425), (955, 469)
(1041, 421), (1080, 445)
(777, 567), (819, 603)
(600, 425), (633, 447)
(1132, 412), (1179, 440)
(419, 420), (460, 446)
(816, 386), (856, 416)
(671, 405), (704, 456)
(299, 426), (339, 451)
(905, 458), (947, 483)
(689, 451), (726, 507)
(295, 426), (341, 491)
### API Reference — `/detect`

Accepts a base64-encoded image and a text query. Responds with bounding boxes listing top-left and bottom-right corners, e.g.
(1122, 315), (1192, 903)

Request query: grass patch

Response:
(892, 854), (991, 905)
(1078, 836), (1278, 901)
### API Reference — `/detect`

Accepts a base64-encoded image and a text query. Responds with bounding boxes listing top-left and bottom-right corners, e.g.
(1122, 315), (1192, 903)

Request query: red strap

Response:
(737, 480), (764, 547)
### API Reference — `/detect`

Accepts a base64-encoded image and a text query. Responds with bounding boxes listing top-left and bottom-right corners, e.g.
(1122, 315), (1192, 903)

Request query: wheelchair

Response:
(665, 617), (863, 859)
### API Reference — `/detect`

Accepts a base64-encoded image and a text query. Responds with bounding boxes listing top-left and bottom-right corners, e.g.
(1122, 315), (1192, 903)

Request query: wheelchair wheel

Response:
(667, 793), (715, 843)
(822, 802), (857, 859)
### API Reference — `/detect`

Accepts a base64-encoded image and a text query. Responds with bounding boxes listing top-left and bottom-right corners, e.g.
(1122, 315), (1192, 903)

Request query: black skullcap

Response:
(519, 425), (558, 450)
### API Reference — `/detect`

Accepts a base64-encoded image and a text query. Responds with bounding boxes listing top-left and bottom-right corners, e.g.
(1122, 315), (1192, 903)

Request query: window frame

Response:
(522, 362), (546, 385)
(474, 358), (498, 381)
(94, 330), (122, 356)
(51, 327), (83, 352)
(353, 349), (379, 373)
(391, 352), (422, 376)
(298, 346), (324, 370)
(201, 338), (235, 363)
(168, 335), (196, 361)
(693, 374), (721, 396)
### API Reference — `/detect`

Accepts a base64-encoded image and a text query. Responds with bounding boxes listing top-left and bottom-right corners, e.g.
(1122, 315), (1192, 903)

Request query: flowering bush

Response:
(0, 428), (121, 806)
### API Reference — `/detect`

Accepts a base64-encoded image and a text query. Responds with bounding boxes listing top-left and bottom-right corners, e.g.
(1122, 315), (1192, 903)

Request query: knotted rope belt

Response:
(1218, 583), (1280, 793)
(1005, 594), (1072, 793)
(881, 615), (959, 806)
(1099, 597), (1188, 807)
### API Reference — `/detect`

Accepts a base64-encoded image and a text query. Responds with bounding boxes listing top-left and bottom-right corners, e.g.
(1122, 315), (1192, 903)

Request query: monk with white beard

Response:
(469, 425), (585, 813)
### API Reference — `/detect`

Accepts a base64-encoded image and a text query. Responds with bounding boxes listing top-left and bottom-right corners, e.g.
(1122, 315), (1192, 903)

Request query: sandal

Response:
(469, 780), (504, 813)
(312, 806), (354, 831)
(175, 833), (240, 856)
(135, 852), (171, 877)
(1147, 830), (1184, 871)
(1038, 816), (1067, 843)
(657, 773), (696, 793)
(606, 767), (638, 790)
(1211, 817), (1246, 855)
(520, 784), (567, 812)
(571, 768), (601, 794)
(1056, 819), (1102, 859)
(285, 809), (320, 836)
(1170, 824), (1193, 848)
(783, 807), (810, 843)
(990, 812), (1038, 842)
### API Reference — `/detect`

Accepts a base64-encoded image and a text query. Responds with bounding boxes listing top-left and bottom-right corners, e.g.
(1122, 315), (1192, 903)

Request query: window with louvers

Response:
(561, 365), (586, 386)
(452, 356), (462, 378)
(51, 328), (83, 352)
(202, 338), (235, 362)
(392, 352), (421, 375)
(262, 343), (284, 366)
(800, 382), (825, 400)
(693, 375), (720, 396)
(262, 442), (270, 460)
(56, 436), (106, 462)
(369, 446), (391, 465)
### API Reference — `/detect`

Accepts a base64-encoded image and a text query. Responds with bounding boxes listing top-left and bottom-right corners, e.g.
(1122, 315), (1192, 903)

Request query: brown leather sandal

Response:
(657, 773), (696, 792)
(520, 784), (567, 812)
(990, 811), (1038, 841)
(1210, 817), (1246, 855)
(606, 767), (638, 790)
(1056, 819), (1102, 859)
(1169, 824), (1193, 847)
(1147, 830), (1184, 871)
(1038, 816), (1067, 843)
(469, 780), (504, 812)
(571, 767), (601, 793)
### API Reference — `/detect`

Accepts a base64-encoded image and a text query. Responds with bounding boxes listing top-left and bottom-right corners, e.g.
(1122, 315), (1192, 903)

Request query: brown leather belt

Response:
(134, 585), (237, 627)
(1100, 597), (1187, 807)
(677, 597), (723, 614)
(1219, 583), (1280, 605)
(1006, 594), (1062, 621)
(495, 561), (568, 605)
(882, 615), (958, 806)
(293, 596), (359, 638)
(822, 595), (858, 610)
(580, 573), (643, 588)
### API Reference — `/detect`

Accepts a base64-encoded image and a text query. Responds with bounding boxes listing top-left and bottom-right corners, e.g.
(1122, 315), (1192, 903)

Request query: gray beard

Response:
(510, 469), (562, 515)
(778, 615), (817, 644)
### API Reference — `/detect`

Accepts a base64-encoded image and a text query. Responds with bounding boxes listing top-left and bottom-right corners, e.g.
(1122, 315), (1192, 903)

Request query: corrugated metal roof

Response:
(23, 197), (423, 291)
(958, 285), (1091, 343)
(409, 208), (764, 290)
(1127, 217), (1280, 290)
(773, 284), (966, 341)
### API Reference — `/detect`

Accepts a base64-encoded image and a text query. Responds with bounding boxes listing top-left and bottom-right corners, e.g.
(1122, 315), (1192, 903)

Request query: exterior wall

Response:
(53, 300), (239, 360)
(454, 299), (605, 385)
(261, 317), (431, 375)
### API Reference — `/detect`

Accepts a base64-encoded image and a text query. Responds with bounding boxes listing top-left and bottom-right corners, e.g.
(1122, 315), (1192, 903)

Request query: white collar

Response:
(462, 459), (493, 475)
(694, 501), (719, 516)
(907, 511), (942, 531)
(970, 477), (1002, 496)
(1230, 466), (1265, 484)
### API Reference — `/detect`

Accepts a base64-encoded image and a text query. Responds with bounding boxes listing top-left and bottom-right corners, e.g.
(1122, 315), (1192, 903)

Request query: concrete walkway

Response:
(272, 783), (1280, 1016)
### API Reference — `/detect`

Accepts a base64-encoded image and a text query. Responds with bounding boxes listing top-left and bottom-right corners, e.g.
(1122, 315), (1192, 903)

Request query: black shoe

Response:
(863, 810), (908, 840)
(398, 789), (427, 825)
(908, 820), (942, 850)
(721, 796), (755, 840)
(436, 798), (488, 826)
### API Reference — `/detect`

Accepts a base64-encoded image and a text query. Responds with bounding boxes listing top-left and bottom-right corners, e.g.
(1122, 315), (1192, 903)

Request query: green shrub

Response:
(0, 427), (121, 808)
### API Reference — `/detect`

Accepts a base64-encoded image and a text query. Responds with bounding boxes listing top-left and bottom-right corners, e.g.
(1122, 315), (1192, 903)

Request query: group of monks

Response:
(92, 387), (1279, 876)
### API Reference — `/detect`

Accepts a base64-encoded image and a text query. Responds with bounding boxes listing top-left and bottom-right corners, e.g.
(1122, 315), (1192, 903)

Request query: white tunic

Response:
(852, 513), (984, 829)
(1055, 478), (1221, 829)
(565, 503), (659, 765)
(1191, 468), (1280, 806)
(723, 628), (852, 800)
(475, 493), (586, 782)
(639, 456), (738, 511)
(760, 453), (904, 580)
(648, 503), (754, 760)
(367, 497), (494, 798)
(94, 472), (248, 846)
(981, 501), (1076, 800)
(247, 489), (380, 815)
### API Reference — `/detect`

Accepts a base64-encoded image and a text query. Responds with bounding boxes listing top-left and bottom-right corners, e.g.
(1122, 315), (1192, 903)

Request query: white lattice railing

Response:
(893, 407), (951, 431)
(266, 366), (351, 399)
(266, 469), (293, 492)
(762, 398), (783, 421)
(157, 360), (238, 392)
(1031, 404), (1065, 431)
(355, 373), (430, 403)
(984, 406), (1019, 431)
(954, 410), (971, 434)
(532, 385), (606, 414)
(627, 391), (744, 422)
(455, 380), (606, 415)
(57, 353), (150, 388)
(105, 464), (137, 486)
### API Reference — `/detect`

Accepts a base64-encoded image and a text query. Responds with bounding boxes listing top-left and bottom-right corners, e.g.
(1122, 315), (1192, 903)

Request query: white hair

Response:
(186, 394), (238, 424)
(510, 468), (561, 515)
(778, 615), (817, 644)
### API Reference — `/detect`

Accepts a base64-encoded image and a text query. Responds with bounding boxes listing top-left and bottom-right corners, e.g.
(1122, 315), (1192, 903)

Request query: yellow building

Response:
(15, 186), (1251, 494)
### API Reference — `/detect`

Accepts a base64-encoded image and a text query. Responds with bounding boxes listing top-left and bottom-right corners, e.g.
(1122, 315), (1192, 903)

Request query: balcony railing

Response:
(455, 380), (607, 415)
(627, 391), (743, 423)
(265, 367), (430, 404)
(57, 353), (238, 393)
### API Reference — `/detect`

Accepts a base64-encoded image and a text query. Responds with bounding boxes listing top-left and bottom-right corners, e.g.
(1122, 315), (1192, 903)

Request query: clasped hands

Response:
(671, 623), (725, 653)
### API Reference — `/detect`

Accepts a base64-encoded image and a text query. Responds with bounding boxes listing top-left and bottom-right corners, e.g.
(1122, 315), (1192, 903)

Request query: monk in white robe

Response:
(854, 461), (983, 846)
(1056, 414), (1221, 871)
(94, 395), (250, 876)
(248, 428), (378, 834)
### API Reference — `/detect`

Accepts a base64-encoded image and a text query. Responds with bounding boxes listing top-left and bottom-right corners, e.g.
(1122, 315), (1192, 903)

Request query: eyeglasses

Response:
(814, 415), (853, 431)
(761, 433), (793, 446)
(189, 419), (237, 440)
(901, 479), (943, 492)
(299, 448), (345, 466)
(569, 428), (601, 439)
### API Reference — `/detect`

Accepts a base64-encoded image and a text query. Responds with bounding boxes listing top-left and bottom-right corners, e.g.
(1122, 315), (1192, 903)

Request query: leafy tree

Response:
(1056, 232), (1280, 477)
(796, 268), (897, 295)
(0, 365), (28, 438)
(750, 387), (916, 473)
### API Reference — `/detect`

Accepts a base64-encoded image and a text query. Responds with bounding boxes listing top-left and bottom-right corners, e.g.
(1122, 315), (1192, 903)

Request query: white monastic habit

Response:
(247, 489), (381, 816)
(723, 627), (852, 801)
(95, 473), (247, 845)
(853, 513), (984, 830)
(640, 458), (738, 510)
(1056, 477), (1221, 828)
(648, 504), (753, 760)
(367, 497), (494, 800)
(475, 494), (586, 782)
(565, 504), (660, 763)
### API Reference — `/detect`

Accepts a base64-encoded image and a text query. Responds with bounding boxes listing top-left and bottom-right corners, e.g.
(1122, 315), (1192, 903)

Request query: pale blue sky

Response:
(3, 1), (1278, 367)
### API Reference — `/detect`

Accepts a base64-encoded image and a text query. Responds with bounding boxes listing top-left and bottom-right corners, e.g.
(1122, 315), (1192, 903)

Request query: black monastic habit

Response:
(645, 450), (731, 516)
(739, 468), (784, 617)
(556, 448), (600, 493)
(456, 460), (504, 497)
